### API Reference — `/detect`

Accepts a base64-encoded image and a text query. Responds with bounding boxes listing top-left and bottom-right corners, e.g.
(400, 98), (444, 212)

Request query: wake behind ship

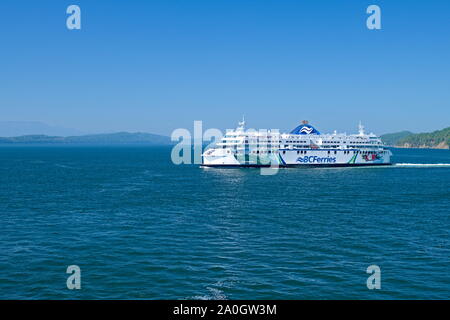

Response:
(202, 119), (392, 167)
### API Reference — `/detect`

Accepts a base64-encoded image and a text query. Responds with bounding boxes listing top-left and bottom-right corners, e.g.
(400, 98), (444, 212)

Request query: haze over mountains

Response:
(0, 121), (172, 144)
(0, 121), (84, 137)
(1, 121), (448, 148)
(0, 132), (172, 145)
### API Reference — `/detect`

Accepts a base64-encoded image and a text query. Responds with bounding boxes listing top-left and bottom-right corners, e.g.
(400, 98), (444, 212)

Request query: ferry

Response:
(202, 119), (392, 167)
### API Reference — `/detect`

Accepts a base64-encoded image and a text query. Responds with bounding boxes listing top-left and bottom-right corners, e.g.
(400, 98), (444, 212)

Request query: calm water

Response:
(0, 146), (449, 299)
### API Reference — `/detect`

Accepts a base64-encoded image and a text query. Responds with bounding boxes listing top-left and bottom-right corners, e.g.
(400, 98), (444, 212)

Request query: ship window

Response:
(283, 151), (286, 154)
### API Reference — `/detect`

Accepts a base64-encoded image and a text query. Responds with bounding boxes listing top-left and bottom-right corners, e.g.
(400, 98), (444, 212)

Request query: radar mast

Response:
(358, 121), (365, 136)
(237, 115), (245, 130)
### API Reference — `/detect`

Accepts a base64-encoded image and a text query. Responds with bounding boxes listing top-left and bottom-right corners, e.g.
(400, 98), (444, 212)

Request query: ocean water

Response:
(0, 146), (449, 300)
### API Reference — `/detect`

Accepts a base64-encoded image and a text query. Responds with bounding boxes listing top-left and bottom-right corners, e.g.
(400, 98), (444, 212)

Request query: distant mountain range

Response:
(381, 127), (450, 149)
(0, 121), (83, 137)
(0, 132), (172, 145)
(1, 123), (448, 149)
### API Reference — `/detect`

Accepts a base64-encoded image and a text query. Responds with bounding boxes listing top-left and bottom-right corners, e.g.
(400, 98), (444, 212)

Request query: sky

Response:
(0, 0), (449, 136)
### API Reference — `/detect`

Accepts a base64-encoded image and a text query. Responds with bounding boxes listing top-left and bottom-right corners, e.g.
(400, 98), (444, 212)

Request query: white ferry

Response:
(202, 119), (392, 167)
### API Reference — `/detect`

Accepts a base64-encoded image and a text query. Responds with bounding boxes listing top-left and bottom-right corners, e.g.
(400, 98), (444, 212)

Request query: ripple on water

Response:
(0, 147), (449, 299)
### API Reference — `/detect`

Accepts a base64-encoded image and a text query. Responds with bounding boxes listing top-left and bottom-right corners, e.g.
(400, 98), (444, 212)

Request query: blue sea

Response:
(0, 146), (449, 299)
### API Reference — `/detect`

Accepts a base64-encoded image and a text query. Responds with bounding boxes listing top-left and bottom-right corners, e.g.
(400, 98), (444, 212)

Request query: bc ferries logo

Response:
(290, 122), (320, 135)
(297, 156), (337, 164)
(300, 127), (314, 134)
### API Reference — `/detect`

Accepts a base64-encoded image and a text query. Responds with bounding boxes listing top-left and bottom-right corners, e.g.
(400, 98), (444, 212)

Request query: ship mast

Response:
(358, 121), (365, 136)
(237, 115), (245, 131)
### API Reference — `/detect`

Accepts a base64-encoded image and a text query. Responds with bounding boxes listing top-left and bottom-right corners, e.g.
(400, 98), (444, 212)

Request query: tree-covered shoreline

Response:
(381, 127), (450, 149)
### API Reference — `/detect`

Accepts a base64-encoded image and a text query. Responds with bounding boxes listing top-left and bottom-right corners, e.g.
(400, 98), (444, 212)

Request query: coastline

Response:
(391, 143), (449, 150)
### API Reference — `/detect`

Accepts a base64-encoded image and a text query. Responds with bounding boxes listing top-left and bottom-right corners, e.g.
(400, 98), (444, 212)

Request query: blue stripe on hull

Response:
(201, 163), (392, 168)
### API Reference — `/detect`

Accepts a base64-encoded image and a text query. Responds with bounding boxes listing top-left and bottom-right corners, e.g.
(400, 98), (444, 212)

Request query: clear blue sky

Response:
(0, 0), (449, 135)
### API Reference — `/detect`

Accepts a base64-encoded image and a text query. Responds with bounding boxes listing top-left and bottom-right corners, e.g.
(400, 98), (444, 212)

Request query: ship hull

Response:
(201, 163), (392, 168)
(202, 149), (392, 167)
